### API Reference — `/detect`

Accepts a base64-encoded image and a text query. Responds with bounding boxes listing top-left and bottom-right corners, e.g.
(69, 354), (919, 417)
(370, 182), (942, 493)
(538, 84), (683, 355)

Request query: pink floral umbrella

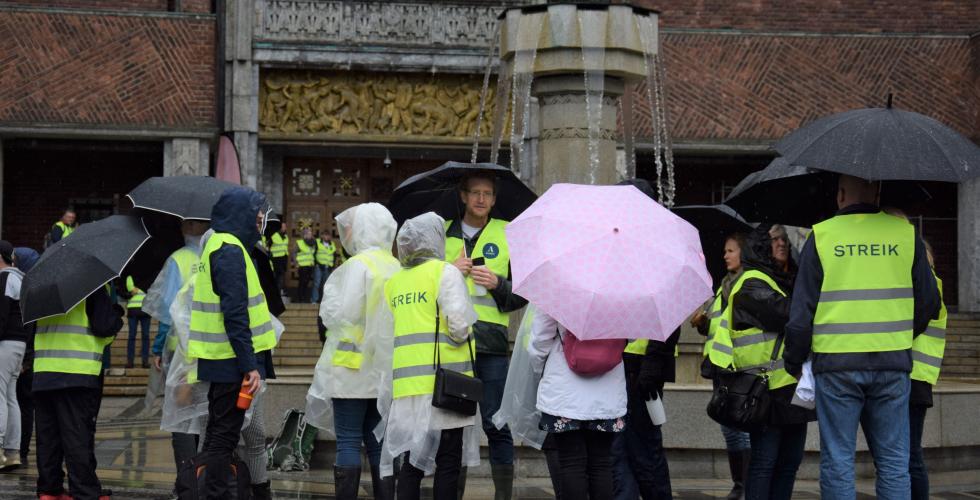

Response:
(506, 183), (712, 341)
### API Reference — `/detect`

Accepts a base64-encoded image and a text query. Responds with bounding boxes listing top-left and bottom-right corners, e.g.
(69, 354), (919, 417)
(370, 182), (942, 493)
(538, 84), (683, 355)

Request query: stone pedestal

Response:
(163, 138), (210, 176)
(959, 177), (980, 312)
(532, 75), (624, 193)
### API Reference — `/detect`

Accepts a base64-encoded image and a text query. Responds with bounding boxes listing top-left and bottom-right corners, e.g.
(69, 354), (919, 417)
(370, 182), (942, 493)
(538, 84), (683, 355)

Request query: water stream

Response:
(506, 13), (544, 178)
(579, 9), (608, 184)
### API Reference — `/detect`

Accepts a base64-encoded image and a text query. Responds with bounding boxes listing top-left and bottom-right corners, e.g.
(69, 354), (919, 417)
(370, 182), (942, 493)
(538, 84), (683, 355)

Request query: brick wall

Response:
(0, 8), (216, 129)
(634, 0), (980, 34)
(943, 314), (980, 379)
(0, 0), (170, 11)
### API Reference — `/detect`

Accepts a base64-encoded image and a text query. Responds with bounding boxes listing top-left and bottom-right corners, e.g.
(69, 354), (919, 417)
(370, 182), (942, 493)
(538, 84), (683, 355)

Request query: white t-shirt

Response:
(461, 222), (481, 240)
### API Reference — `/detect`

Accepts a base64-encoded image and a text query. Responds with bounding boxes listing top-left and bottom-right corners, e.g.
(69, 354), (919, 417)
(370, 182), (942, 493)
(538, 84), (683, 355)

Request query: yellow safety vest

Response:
(188, 232), (276, 360)
(330, 249), (398, 369)
(270, 233), (289, 258)
(54, 221), (74, 239)
(385, 259), (476, 399)
(444, 218), (511, 327)
(296, 240), (315, 267)
(125, 276), (145, 309)
(35, 299), (113, 376)
(702, 287), (725, 358)
(625, 339), (648, 355)
(911, 275), (946, 385)
(812, 212), (915, 353)
(165, 247), (202, 352)
(316, 240), (336, 266)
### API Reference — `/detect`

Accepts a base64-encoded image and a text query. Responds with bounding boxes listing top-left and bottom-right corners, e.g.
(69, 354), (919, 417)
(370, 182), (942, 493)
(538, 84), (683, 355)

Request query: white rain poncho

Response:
(375, 212), (481, 478)
(492, 305), (546, 449)
(305, 203), (401, 437)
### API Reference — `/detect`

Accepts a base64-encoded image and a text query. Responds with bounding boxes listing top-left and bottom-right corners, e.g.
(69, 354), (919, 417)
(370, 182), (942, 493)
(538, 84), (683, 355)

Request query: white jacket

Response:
(527, 311), (627, 421)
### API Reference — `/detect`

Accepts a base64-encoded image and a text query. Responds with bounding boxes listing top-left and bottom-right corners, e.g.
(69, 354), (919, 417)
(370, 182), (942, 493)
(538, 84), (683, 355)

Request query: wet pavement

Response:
(2, 397), (979, 499)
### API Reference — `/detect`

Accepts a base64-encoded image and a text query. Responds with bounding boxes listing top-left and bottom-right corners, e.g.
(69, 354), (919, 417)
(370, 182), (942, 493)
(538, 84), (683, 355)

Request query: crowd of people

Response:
(0, 170), (947, 500)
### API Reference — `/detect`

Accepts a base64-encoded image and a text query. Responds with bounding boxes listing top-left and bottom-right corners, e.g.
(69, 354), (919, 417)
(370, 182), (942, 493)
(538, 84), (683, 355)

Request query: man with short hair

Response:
(784, 174), (940, 498)
(294, 227), (316, 303)
(311, 231), (336, 303)
(49, 209), (76, 245)
(446, 173), (527, 500)
(269, 222), (289, 293)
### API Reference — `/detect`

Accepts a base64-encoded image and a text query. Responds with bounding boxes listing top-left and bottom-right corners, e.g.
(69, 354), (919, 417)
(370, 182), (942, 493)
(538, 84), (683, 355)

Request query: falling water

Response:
(654, 52), (677, 206)
(621, 85), (637, 180)
(489, 60), (513, 166)
(506, 13), (544, 178)
(636, 14), (675, 208)
(471, 23), (501, 164)
(579, 9), (608, 184)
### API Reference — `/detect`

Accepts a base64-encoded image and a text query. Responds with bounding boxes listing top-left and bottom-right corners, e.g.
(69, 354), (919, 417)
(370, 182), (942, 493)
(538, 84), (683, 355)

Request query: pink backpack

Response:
(561, 329), (627, 377)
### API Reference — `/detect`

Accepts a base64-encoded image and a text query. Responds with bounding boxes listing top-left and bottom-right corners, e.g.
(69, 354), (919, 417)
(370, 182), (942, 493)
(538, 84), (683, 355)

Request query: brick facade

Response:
(1, 1), (169, 12)
(0, 7), (216, 130)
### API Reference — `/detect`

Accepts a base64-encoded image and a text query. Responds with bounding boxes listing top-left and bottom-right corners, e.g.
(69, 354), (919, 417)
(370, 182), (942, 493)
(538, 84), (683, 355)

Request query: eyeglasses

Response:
(466, 190), (495, 199)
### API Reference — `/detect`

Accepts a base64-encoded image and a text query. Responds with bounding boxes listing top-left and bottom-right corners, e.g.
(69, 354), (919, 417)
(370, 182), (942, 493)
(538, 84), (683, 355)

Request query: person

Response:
(710, 226), (812, 500)
(294, 227), (316, 303)
(378, 212), (479, 500)
(12, 247), (38, 468)
(768, 225), (795, 276)
(612, 329), (677, 500)
(124, 275), (150, 369)
(34, 283), (123, 500)
(270, 222), (289, 293)
(306, 203), (400, 500)
(143, 220), (209, 494)
(445, 173), (527, 499)
(691, 234), (751, 500)
(527, 311), (627, 500)
(48, 209), (76, 246)
(0, 241), (27, 469)
(188, 186), (277, 499)
(311, 231), (337, 303)
(783, 174), (941, 498)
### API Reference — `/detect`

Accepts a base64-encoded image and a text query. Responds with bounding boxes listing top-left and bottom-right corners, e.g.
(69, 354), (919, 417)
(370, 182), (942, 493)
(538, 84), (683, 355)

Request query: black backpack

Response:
(176, 452), (252, 500)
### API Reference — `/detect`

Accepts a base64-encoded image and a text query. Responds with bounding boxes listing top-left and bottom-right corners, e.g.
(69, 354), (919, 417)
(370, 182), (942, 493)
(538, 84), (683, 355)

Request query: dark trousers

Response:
(910, 404), (928, 500)
(127, 315), (151, 364)
(34, 387), (102, 500)
(543, 433), (563, 499)
(16, 369), (33, 461)
(272, 256), (287, 292)
(747, 423), (807, 500)
(397, 428), (464, 500)
(172, 432), (199, 470)
(201, 382), (247, 500)
(297, 266), (313, 303)
(553, 429), (616, 500)
(613, 394), (671, 499)
(474, 354), (514, 465)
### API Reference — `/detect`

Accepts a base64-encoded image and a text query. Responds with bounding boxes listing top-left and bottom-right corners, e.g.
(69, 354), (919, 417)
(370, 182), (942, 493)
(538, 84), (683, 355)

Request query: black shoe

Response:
(335, 466), (361, 500)
(371, 466), (394, 500)
(125, 361), (134, 369)
(141, 360), (150, 369)
(252, 481), (273, 500)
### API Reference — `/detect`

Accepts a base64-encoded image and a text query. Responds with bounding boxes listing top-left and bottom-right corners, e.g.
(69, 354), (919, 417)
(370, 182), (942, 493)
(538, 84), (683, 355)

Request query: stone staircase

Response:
(103, 303), (324, 396)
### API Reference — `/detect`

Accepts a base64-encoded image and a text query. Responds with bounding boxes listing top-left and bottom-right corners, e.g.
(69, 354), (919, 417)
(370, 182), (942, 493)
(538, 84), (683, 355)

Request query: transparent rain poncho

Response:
(375, 212), (481, 478)
(492, 305), (546, 449)
(305, 203), (401, 437)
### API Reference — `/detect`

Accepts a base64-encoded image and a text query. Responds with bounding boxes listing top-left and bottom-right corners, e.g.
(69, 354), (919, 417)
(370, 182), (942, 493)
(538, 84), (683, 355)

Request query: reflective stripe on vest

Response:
(385, 259), (475, 399)
(35, 299), (113, 376)
(126, 275), (145, 309)
(444, 218), (511, 327)
(911, 275), (946, 385)
(812, 212), (915, 354)
(169, 245), (203, 351)
(188, 233), (277, 360)
(702, 287), (724, 358)
(316, 240), (336, 266)
(330, 250), (396, 369)
(270, 233), (289, 258)
(296, 240), (315, 267)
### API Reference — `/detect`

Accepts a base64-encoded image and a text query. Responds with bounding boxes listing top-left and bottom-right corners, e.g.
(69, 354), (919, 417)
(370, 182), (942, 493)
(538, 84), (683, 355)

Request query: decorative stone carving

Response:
(539, 127), (618, 141)
(259, 71), (507, 140)
(256, 1), (520, 47)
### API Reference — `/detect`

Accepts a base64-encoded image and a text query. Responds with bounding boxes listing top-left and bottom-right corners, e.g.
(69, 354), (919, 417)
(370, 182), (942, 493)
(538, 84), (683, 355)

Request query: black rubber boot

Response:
(371, 465), (394, 500)
(251, 481), (272, 500)
(490, 464), (514, 500)
(335, 466), (361, 500)
(726, 450), (750, 500)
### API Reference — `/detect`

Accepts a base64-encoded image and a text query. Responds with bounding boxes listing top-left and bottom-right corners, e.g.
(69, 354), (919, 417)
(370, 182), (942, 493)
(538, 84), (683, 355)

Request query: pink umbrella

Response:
(506, 183), (712, 341)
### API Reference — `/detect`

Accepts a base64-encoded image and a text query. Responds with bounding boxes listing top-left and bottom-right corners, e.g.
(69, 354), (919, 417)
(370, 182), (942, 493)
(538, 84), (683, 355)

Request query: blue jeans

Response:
(908, 405), (928, 500)
(722, 424), (751, 451)
(474, 354), (514, 465)
(815, 370), (910, 500)
(747, 423), (806, 500)
(612, 394), (671, 500)
(127, 315), (151, 364)
(311, 265), (331, 303)
(332, 398), (382, 469)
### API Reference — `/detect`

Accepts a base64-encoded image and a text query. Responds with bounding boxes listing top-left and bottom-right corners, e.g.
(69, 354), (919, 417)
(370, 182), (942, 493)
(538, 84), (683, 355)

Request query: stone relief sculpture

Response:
(259, 71), (506, 139)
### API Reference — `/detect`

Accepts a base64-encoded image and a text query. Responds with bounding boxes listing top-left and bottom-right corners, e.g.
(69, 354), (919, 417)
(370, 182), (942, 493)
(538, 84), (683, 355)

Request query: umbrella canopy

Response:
(774, 103), (980, 182)
(672, 204), (753, 286)
(506, 184), (713, 341)
(387, 161), (537, 224)
(21, 215), (151, 323)
(127, 176), (239, 220)
(215, 135), (243, 184)
(726, 157), (931, 227)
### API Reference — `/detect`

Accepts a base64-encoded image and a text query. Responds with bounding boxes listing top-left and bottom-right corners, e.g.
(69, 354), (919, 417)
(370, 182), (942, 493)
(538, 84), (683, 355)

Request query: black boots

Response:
(490, 464), (514, 500)
(335, 466), (361, 500)
(251, 481), (272, 500)
(726, 449), (751, 500)
(371, 465), (395, 500)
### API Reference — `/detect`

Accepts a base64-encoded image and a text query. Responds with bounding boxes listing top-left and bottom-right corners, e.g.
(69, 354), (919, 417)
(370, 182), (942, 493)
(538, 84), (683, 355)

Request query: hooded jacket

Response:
(197, 187), (273, 384)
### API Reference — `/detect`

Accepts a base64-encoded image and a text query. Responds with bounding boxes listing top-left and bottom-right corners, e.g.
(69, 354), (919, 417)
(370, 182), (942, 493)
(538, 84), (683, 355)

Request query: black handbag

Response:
(430, 304), (483, 416)
(706, 334), (783, 433)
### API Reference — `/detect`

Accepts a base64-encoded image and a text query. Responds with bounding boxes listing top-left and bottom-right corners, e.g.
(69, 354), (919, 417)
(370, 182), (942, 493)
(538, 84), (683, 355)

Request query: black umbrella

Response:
(672, 204), (753, 285)
(387, 161), (537, 224)
(725, 157), (931, 227)
(774, 99), (980, 182)
(22, 215), (151, 323)
(127, 176), (239, 220)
